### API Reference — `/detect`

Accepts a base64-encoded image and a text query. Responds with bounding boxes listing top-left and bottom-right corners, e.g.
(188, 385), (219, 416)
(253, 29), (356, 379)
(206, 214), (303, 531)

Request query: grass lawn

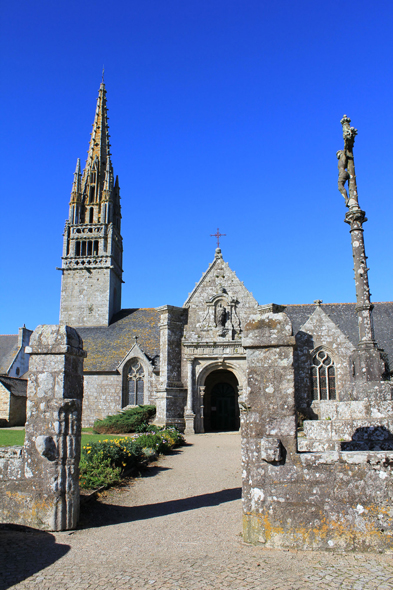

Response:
(0, 429), (25, 446)
(0, 429), (133, 448)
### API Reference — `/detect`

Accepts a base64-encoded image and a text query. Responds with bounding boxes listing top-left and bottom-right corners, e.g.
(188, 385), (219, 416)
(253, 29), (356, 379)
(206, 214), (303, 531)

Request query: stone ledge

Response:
(299, 450), (393, 466)
(303, 418), (393, 441)
(311, 400), (393, 421)
(0, 446), (23, 458)
(298, 439), (393, 452)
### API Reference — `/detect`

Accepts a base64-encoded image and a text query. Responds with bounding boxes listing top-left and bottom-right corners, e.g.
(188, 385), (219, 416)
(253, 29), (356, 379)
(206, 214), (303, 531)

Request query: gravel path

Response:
(1, 432), (393, 589)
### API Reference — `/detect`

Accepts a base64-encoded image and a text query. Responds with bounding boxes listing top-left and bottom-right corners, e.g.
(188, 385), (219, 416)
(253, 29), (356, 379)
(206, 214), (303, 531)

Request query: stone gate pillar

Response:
(24, 325), (86, 530)
(154, 306), (187, 431)
(241, 304), (297, 543)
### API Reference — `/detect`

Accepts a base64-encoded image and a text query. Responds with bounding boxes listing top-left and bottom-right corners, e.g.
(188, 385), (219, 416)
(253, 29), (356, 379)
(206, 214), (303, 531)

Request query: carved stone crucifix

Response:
(337, 115), (359, 209)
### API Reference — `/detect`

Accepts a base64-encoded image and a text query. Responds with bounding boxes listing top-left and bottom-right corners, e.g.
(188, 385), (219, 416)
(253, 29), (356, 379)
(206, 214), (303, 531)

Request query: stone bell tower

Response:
(59, 78), (123, 327)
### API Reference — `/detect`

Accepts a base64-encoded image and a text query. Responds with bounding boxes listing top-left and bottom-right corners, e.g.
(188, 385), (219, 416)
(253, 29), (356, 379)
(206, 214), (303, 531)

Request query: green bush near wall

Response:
(93, 405), (156, 434)
(80, 426), (185, 489)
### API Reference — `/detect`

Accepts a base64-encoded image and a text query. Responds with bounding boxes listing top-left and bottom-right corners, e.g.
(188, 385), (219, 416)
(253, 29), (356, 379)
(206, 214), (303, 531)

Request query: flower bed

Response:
(80, 427), (185, 490)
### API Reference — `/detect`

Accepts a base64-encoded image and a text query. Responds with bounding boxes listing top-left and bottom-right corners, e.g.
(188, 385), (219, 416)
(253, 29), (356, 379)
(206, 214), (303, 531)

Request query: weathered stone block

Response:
(260, 437), (282, 462)
(331, 420), (355, 441)
(311, 401), (339, 420)
(298, 439), (338, 452)
(303, 420), (332, 440)
(373, 401), (393, 418)
(336, 401), (368, 420)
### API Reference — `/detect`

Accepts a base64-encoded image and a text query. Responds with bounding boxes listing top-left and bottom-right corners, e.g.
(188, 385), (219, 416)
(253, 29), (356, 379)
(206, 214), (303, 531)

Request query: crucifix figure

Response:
(210, 228), (226, 248)
(337, 115), (359, 209)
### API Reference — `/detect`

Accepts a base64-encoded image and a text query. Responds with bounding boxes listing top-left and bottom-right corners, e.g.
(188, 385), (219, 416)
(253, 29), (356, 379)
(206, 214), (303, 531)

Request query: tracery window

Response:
(125, 360), (145, 406)
(311, 350), (336, 400)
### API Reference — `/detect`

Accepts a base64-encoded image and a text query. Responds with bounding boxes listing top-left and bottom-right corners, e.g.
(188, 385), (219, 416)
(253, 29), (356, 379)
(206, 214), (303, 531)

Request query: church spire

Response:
(60, 78), (123, 327)
(66, 78), (120, 227)
(83, 81), (111, 182)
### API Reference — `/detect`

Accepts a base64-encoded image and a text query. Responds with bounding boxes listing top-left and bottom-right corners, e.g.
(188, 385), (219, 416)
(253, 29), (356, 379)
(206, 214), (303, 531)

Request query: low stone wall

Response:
(0, 325), (85, 531)
(243, 445), (393, 551)
(241, 305), (393, 553)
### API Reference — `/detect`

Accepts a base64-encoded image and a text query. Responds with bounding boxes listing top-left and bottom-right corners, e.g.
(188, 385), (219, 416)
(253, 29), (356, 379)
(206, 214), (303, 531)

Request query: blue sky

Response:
(1, 1), (392, 334)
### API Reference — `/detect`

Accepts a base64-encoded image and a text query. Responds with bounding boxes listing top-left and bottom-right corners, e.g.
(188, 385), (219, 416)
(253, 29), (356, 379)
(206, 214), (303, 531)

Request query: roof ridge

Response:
(285, 301), (393, 307)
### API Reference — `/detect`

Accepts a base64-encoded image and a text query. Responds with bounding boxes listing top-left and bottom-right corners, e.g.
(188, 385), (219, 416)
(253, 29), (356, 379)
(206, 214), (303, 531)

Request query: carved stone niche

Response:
(199, 289), (241, 340)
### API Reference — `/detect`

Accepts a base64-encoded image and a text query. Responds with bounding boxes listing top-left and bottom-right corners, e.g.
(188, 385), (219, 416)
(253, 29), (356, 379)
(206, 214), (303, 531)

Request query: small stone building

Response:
(0, 377), (27, 426)
(0, 327), (31, 426)
(0, 327), (32, 379)
(56, 80), (393, 430)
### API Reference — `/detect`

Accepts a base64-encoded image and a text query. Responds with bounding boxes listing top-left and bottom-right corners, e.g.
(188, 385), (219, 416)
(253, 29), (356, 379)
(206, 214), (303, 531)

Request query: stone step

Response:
(298, 438), (393, 453)
(303, 418), (393, 442)
(310, 400), (393, 421)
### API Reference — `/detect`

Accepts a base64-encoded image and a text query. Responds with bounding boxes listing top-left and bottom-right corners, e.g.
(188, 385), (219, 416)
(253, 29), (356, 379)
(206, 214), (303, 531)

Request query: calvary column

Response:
(337, 115), (386, 392)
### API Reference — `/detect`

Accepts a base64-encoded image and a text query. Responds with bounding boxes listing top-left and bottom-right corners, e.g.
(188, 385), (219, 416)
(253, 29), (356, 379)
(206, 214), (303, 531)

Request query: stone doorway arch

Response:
(202, 369), (240, 432)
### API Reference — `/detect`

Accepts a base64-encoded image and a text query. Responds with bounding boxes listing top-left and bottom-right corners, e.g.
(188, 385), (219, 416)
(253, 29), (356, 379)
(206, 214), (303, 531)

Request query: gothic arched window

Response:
(124, 359), (145, 406)
(311, 350), (336, 401)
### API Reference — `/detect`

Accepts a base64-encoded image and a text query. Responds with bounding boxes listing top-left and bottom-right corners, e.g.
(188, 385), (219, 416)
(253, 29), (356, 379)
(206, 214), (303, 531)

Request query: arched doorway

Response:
(203, 369), (240, 432)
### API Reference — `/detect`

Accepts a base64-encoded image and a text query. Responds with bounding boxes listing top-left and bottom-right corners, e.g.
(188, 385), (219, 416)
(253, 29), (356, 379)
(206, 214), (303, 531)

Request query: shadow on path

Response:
(80, 487), (242, 529)
(0, 525), (70, 590)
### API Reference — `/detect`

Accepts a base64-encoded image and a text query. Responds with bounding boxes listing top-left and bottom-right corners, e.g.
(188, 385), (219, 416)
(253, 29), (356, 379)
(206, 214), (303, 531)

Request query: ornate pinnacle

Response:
(70, 158), (82, 201)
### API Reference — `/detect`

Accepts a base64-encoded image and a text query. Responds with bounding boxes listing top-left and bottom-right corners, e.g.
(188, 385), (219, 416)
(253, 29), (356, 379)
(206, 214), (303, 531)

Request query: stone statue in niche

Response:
(337, 150), (350, 207)
(216, 304), (227, 327)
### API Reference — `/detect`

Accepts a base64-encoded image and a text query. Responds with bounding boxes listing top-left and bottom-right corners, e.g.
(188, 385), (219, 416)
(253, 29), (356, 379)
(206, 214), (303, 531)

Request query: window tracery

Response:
(311, 349), (336, 400)
(125, 359), (145, 406)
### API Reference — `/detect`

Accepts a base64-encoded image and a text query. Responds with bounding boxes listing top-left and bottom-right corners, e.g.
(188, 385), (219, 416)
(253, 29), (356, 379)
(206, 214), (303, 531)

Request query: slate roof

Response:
(76, 308), (160, 372)
(0, 335), (19, 375)
(74, 302), (393, 374)
(285, 302), (393, 366)
(0, 376), (27, 397)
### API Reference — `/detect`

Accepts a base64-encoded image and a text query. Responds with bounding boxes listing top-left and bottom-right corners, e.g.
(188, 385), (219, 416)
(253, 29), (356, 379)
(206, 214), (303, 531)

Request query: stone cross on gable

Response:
(210, 228), (226, 248)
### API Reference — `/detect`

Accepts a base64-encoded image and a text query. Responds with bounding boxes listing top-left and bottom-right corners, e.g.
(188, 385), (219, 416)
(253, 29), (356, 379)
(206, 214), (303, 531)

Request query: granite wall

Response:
(241, 305), (393, 552)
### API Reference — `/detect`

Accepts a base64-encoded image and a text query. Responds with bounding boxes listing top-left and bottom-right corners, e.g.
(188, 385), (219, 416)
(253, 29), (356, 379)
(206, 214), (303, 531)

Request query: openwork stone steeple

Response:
(59, 80), (123, 327)
(68, 81), (121, 229)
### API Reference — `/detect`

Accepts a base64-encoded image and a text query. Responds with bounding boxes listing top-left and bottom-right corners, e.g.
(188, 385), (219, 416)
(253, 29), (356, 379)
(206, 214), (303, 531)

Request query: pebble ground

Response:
(1, 432), (393, 590)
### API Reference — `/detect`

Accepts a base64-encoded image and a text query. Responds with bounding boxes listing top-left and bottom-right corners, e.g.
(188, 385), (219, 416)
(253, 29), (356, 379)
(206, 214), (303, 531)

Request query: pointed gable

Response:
(298, 305), (355, 355)
(183, 248), (259, 340)
(293, 305), (357, 408)
(184, 248), (258, 309)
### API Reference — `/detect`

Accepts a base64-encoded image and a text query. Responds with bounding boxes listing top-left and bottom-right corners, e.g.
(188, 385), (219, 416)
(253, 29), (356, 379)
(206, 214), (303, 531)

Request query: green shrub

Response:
(79, 426), (185, 490)
(79, 456), (122, 490)
(81, 437), (144, 470)
(93, 405), (156, 434)
(132, 427), (185, 454)
(133, 432), (172, 454)
(134, 422), (160, 433)
(161, 427), (186, 447)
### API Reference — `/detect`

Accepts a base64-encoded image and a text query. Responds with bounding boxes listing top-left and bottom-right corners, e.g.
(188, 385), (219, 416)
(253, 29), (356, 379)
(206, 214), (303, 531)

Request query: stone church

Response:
(58, 80), (393, 433)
